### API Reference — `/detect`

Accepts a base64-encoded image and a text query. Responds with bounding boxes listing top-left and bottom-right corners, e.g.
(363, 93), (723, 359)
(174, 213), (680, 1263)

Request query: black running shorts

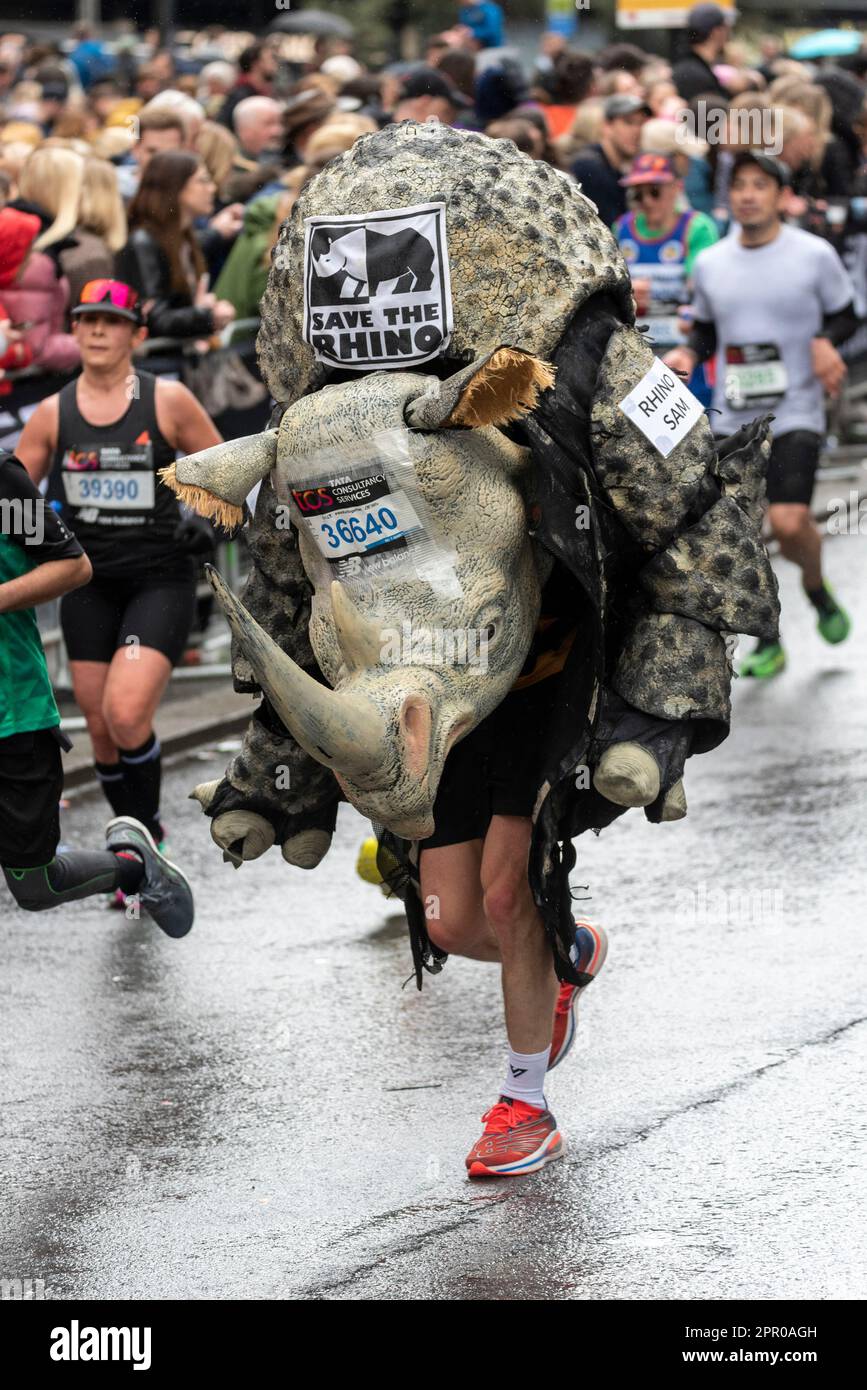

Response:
(421, 674), (564, 850)
(765, 430), (822, 506)
(60, 573), (197, 665)
(0, 727), (63, 867)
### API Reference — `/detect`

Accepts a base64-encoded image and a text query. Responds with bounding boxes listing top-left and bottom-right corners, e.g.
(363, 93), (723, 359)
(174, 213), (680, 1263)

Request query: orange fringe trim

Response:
(446, 348), (556, 428)
(159, 463), (244, 530)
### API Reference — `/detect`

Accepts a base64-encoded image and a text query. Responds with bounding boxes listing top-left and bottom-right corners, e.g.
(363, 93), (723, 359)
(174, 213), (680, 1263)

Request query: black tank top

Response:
(48, 371), (192, 581)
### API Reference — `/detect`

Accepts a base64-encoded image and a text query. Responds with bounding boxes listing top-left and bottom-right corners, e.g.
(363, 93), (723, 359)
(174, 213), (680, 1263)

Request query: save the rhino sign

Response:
(618, 357), (704, 458)
(303, 202), (454, 370)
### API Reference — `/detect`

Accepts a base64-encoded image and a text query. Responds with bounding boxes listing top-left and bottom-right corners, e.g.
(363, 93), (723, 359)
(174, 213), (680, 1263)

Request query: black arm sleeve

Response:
(0, 455), (84, 562)
(686, 318), (718, 363)
(820, 300), (859, 347)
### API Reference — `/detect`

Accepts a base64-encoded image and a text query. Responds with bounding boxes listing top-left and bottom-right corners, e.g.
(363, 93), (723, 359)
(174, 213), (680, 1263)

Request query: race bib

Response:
(281, 429), (461, 598)
(296, 477), (423, 561)
(302, 203), (454, 372)
(61, 443), (156, 517)
(724, 344), (788, 409)
(618, 357), (704, 458)
(62, 470), (155, 509)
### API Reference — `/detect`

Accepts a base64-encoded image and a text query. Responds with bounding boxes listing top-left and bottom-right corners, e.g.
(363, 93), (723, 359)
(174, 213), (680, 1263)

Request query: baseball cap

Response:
(71, 279), (142, 324)
(621, 152), (678, 186)
(730, 149), (792, 188)
(687, 4), (737, 37)
(399, 66), (474, 110)
(604, 93), (651, 121)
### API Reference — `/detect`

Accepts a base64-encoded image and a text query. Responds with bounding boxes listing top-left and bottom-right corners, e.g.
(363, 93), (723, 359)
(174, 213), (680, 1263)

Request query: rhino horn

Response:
(205, 566), (386, 775)
(330, 580), (384, 672)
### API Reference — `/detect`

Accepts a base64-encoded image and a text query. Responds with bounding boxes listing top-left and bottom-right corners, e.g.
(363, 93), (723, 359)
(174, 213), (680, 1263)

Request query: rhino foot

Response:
(281, 829), (332, 870)
(660, 778), (687, 822)
(593, 742), (660, 807)
(211, 811), (276, 867)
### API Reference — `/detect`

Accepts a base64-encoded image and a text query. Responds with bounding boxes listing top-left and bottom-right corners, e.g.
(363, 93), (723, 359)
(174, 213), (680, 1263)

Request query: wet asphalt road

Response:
(2, 532), (866, 1302)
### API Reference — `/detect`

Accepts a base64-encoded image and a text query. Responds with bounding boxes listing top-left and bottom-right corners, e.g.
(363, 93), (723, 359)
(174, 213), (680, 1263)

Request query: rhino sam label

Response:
(303, 202), (454, 370)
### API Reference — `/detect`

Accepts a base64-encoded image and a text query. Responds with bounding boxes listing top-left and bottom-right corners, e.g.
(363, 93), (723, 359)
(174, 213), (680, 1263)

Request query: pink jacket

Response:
(0, 252), (80, 373)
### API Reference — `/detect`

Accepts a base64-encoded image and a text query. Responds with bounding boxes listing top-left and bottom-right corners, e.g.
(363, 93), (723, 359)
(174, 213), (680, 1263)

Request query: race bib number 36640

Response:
(302, 202), (454, 372)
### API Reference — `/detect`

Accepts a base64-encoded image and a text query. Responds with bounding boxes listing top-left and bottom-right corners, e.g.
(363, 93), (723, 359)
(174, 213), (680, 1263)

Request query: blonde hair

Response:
(767, 78), (832, 147)
(0, 120), (43, 147)
(555, 98), (605, 162)
(79, 157), (127, 253)
(303, 115), (377, 165)
(91, 125), (136, 160)
(196, 119), (239, 192)
(18, 145), (85, 251)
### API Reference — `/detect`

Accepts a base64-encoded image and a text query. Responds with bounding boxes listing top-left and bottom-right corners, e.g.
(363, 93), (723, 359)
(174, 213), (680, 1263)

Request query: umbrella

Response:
(789, 30), (863, 61)
(269, 8), (355, 40)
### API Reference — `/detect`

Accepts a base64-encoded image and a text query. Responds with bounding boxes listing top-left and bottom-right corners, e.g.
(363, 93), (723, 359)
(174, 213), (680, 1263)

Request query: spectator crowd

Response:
(0, 3), (866, 393)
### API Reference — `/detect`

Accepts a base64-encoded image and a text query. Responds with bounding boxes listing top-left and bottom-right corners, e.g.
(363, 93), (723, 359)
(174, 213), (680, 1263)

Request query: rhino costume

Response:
(164, 123), (779, 986)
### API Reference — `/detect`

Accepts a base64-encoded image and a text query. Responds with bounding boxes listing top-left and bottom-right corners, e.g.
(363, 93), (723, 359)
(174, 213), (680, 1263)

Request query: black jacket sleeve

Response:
(116, 230), (215, 341)
(0, 454), (84, 562)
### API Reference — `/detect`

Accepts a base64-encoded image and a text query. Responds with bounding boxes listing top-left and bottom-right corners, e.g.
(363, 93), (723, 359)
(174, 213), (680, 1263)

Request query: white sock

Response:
(501, 1045), (550, 1110)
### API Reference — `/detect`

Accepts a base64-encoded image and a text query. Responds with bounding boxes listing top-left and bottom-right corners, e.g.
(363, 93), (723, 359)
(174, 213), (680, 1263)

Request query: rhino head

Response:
(207, 348), (553, 839)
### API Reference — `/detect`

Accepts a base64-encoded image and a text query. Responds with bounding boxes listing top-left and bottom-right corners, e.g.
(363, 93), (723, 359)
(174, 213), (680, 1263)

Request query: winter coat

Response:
(0, 253), (79, 374)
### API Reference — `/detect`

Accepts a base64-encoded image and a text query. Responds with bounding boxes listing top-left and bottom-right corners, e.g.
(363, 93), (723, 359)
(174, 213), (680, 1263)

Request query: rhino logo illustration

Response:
(303, 203), (453, 371)
(309, 226), (435, 304)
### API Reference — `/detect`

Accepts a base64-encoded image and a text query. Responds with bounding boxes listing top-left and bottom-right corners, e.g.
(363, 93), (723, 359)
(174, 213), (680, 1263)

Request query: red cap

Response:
(620, 153), (678, 187)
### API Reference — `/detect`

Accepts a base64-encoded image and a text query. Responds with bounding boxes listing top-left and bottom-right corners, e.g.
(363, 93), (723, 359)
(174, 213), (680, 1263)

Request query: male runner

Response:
(0, 448), (193, 933)
(17, 280), (222, 845)
(420, 598), (608, 1178)
(665, 150), (857, 677)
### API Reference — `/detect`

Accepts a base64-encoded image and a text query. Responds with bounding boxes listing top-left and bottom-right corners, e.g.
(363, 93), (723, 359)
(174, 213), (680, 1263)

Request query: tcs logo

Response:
(292, 486), (334, 513)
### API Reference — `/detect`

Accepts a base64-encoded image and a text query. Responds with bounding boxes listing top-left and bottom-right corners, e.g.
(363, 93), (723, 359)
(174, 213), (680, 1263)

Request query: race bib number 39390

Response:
(618, 357), (705, 458)
(302, 202), (454, 371)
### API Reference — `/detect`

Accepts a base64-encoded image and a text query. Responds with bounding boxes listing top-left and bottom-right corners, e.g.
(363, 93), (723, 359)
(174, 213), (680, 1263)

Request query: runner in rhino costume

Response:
(166, 123), (779, 1177)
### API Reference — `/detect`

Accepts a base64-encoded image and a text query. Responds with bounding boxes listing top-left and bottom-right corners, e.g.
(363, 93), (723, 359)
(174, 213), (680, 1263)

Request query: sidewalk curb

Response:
(63, 710), (250, 793)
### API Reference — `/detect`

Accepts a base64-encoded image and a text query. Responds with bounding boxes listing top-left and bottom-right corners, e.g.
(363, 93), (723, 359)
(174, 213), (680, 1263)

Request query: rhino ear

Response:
(405, 347), (555, 431)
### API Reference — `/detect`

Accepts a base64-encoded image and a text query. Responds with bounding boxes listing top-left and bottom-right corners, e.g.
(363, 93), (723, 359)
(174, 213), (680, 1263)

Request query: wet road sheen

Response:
(2, 536), (866, 1300)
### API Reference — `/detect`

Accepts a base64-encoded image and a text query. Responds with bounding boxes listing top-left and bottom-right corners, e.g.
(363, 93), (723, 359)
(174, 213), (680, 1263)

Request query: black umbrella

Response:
(269, 9), (355, 39)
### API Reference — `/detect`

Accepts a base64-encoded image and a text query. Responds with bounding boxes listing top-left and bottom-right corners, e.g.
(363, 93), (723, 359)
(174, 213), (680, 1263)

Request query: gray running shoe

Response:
(105, 816), (194, 939)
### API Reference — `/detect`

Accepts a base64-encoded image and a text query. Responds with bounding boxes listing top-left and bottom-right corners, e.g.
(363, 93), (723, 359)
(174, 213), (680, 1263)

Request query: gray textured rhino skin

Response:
(220, 369), (541, 840)
(258, 121), (632, 407)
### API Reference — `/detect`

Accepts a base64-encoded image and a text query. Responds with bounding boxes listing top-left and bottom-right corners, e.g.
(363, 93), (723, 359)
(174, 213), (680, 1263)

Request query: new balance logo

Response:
(509, 1066), (527, 1077)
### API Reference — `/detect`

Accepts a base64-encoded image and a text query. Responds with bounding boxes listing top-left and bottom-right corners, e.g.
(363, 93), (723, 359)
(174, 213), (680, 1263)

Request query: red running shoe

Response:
(465, 1097), (563, 1178)
(548, 919), (608, 1071)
